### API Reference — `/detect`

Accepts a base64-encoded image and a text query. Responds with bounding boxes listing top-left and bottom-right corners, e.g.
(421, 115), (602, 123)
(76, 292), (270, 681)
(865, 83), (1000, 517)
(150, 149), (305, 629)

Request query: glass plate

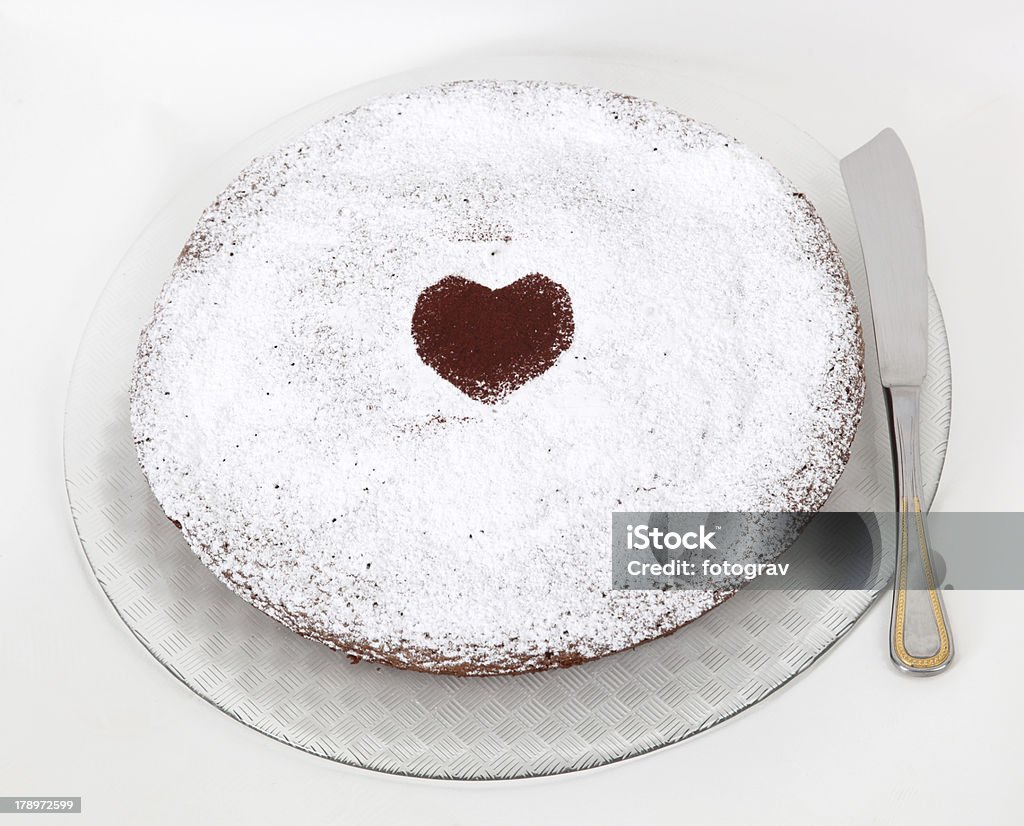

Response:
(63, 54), (951, 780)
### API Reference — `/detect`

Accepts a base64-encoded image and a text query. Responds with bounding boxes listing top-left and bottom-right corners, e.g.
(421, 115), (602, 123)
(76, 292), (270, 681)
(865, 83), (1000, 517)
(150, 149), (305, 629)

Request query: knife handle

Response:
(887, 385), (954, 674)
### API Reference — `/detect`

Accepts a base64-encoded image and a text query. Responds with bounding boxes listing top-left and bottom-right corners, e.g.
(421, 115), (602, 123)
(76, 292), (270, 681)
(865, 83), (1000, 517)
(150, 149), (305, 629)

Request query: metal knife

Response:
(841, 129), (954, 674)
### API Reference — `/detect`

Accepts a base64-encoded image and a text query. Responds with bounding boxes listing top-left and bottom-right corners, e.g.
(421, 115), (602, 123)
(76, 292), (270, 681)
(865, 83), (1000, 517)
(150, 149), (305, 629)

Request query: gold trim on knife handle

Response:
(892, 496), (953, 671)
(887, 384), (953, 674)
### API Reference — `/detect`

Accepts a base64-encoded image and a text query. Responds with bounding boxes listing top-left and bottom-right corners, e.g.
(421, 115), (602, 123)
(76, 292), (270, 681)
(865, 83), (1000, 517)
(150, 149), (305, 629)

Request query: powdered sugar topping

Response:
(130, 81), (863, 674)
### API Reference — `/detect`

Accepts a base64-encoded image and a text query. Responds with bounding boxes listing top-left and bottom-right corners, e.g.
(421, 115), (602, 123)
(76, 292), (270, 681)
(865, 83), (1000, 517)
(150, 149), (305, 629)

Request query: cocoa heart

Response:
(411, 274), (574, 403)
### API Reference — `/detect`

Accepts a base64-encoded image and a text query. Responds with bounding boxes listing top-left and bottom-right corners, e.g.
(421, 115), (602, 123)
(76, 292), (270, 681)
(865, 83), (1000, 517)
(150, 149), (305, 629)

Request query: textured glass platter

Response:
(64, 55), (951, 780)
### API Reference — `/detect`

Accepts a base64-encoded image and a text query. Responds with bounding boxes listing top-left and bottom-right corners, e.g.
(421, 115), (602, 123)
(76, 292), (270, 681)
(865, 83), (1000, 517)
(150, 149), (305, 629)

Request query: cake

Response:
(129, 80), (864, 676)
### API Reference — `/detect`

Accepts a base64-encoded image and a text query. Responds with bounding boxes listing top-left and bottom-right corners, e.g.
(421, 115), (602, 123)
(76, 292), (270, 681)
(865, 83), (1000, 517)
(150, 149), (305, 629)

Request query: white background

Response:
(2, 1), (1022, 823)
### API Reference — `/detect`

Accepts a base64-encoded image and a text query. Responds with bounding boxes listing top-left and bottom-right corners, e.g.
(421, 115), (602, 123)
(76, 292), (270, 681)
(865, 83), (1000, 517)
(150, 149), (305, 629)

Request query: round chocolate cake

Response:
(130, 80), (864, 676)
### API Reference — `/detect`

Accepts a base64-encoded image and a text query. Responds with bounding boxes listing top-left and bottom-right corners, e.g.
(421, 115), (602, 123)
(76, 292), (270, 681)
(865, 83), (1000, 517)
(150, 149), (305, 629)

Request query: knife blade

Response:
(841, 129), (928, 387)
(841, 129), (954, 674)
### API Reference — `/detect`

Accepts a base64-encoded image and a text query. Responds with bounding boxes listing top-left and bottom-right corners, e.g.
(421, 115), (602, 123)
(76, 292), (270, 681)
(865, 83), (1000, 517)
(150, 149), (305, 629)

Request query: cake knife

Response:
(841, 129), (954, 674)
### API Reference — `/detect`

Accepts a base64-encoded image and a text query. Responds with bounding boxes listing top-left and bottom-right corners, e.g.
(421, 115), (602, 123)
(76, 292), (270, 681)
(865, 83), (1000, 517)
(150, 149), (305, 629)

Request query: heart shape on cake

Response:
(411, 274), (575, 403)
